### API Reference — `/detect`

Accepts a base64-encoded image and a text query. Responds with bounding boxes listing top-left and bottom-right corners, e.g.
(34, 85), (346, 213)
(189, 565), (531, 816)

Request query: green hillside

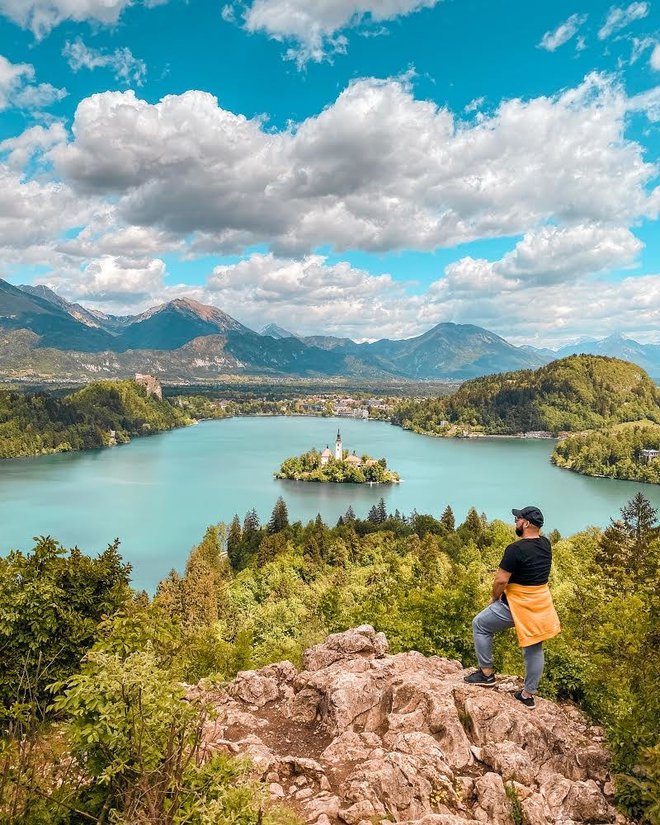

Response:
(393, 355), (660, 436)
(0, 380), (190, 459)
(552, 422), (660, 483)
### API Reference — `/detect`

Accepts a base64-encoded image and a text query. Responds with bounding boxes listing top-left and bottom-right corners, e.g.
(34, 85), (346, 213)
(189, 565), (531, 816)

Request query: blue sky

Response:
(0, 0), (658, 345)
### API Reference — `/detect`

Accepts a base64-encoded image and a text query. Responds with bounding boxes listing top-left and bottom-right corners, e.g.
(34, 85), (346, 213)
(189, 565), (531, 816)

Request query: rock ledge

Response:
(191, 626), (627, 825)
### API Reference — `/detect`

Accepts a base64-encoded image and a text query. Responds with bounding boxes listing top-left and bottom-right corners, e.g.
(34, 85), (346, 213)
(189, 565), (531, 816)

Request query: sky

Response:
(0, 0), (658, 346)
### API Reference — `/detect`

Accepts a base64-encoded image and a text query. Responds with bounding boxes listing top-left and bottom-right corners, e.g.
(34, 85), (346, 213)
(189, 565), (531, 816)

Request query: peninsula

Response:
(275, 429), (400, 483)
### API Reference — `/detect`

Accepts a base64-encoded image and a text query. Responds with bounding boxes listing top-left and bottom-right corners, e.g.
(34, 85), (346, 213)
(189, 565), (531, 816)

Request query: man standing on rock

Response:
(464, 505), (561, 708)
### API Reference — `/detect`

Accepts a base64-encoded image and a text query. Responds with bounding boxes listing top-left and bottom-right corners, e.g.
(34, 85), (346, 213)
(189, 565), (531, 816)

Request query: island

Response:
(275, 429), (400, 484)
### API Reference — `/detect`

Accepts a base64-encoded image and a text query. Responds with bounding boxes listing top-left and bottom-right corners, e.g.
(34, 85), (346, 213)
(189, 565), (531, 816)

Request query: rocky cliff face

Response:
(190, 626), (627, 825)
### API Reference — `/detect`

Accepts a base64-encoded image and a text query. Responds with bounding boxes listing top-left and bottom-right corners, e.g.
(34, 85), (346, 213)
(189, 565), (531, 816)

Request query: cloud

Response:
(652, 43), (660, 70)
(26, 227), (658, 345)
(0, 122), (68, 169)
(464, 96), (485, 113)
(539, 13), (588, 52)
(229, 0), (440, 66)
(0, 165), (91, 255)
(442, 224), (642, 295)
(0, 0), (131, 38)
(0, 0), (166, 38)
(206, 252), (411, 337)
(598, 2), (649, 40)
(49, 74), (657, 257)
(0, 54), (67, 112)
(628, 86), (660, 122)
(63, 38), (147, 86)
(69, 255), (167, 303)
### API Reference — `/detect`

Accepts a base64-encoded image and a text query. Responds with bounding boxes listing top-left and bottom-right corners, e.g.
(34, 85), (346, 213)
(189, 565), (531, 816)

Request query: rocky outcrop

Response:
(191, 626), (628, 825)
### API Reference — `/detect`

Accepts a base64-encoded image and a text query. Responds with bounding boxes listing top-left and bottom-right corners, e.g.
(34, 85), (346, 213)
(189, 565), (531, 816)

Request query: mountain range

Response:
(1, 277), (658, 382)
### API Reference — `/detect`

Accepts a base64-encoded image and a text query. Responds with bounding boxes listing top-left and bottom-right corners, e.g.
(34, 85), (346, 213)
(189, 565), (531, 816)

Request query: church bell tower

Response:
(335, 429), (342, 460)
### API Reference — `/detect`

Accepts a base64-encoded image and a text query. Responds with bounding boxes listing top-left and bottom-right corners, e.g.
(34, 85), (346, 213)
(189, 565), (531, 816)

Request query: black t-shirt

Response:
(499, 536), (552, 586)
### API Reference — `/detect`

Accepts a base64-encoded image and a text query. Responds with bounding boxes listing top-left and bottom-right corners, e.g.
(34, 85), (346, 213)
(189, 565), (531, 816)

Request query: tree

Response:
(343, 506), (357, 524)
(226, 515), (242, 571)
(440, 505), (455, 532)
(268, 497), (289, 534)
(0, 536), (131, 720)
(460, 507), (482, 534)
(241, 508), (262, 567)
(597, 493), (660, 582)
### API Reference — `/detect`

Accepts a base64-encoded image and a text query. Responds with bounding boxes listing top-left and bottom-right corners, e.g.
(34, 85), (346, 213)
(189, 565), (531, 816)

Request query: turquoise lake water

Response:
(2, 416), (659, 591)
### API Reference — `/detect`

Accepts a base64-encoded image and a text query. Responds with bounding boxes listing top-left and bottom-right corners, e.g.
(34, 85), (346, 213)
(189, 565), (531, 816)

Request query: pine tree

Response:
(267, 497), (289, 534)
(227, 515), (242, 571)
(460, 507), (482, 533)
(440, 505), (455, 532)
(376, 497), (388, 524)
(598, 493), (659, 581)
(242, 509), (262, 559)
(343, 505), (356, 523)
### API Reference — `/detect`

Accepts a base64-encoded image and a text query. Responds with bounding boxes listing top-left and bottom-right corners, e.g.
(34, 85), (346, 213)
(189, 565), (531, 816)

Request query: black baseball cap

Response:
(512, 506), (544, 527)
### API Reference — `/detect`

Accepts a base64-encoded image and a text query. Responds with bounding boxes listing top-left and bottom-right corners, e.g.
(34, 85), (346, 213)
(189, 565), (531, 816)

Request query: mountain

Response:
(554, 333), (660, 381)
(0, 279), (116, 352)
(358, 322), (549, 379)
(17, 284), (115, 331)
(260, 323), (297, 339)
(116, 298), (252, 351)
(396, 354), (660, 435)
(301, 335), (360, 351)
(2, 279), (657, 382)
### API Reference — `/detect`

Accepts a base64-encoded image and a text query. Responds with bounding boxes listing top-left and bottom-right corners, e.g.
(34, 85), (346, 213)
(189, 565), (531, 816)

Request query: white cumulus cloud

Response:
(598, 2), (649, 40)
(63, 38), (147, 86)
(539, 13), (588, 52)
(72, 255), (167, 302)
(0, 54), (66, 112)
(443, 224), (642, 295)
(206, 252), (411, 337)
(0, 122), (68, 169)
(230, 0), (440, 65)
(49, 74), (657, 257)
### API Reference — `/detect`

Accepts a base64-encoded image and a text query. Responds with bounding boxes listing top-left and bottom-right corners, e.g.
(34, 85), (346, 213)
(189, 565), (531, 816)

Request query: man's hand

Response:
(490, 567), (512, 603)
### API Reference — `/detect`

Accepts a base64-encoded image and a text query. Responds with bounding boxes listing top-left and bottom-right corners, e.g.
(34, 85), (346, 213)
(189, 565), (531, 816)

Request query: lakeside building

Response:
(641, 448), (659, 463)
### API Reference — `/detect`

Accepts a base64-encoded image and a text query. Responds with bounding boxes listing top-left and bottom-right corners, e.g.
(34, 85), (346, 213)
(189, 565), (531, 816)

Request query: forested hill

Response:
(0, 380), (190, 458)
(393, 355), (660, 436)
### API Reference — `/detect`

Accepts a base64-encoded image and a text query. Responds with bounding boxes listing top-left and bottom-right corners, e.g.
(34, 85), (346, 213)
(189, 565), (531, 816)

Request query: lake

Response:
(2, 416), (658, 591)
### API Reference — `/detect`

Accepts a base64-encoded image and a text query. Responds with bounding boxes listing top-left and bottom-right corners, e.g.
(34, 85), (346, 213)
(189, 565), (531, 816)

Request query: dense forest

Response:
(1, 495), (658, 822)
(392, 355), (660, 436)
(552, 423), (660, 483)
(0, 381), (191, 458)
(276, 450), (399, 483)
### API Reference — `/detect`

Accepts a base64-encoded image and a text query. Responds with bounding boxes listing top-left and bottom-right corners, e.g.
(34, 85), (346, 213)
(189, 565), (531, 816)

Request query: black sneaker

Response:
(514, 690), (536, 708)
(463, 669), (496, 686)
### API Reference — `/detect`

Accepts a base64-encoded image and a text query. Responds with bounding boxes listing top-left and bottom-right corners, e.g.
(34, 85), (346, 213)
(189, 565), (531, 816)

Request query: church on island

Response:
(320, 430), (377, 469)
(275, 430), (398, 484)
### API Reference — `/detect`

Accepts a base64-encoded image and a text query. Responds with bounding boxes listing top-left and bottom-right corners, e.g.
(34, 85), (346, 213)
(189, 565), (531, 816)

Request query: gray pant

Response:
(471, 599), (544, 693)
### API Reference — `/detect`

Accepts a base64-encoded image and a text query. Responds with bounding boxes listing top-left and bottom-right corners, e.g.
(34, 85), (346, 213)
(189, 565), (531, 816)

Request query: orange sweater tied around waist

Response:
(505, 583), (561, 647)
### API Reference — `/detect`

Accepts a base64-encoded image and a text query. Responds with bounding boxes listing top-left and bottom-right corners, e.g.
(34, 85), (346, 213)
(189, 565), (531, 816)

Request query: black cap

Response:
(512, 506), (544, 527)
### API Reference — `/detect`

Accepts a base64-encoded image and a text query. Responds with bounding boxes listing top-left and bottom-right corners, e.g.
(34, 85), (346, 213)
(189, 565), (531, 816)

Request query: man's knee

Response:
(472, 614), (483, 634)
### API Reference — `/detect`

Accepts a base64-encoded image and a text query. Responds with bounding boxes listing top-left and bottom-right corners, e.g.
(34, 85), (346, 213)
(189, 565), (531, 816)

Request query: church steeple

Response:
(335, 429), (342, 460)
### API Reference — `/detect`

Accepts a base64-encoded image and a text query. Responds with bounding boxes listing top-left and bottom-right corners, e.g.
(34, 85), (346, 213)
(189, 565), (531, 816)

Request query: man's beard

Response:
(515, 526), (524, 537)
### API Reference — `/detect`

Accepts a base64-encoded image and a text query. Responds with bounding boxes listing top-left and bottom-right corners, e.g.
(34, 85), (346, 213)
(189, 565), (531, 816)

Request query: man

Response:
(463, 505), (560, 708)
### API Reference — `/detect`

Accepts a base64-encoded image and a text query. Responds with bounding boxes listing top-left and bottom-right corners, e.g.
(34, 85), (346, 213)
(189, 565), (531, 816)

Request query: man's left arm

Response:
(491, 568), (511, 603)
